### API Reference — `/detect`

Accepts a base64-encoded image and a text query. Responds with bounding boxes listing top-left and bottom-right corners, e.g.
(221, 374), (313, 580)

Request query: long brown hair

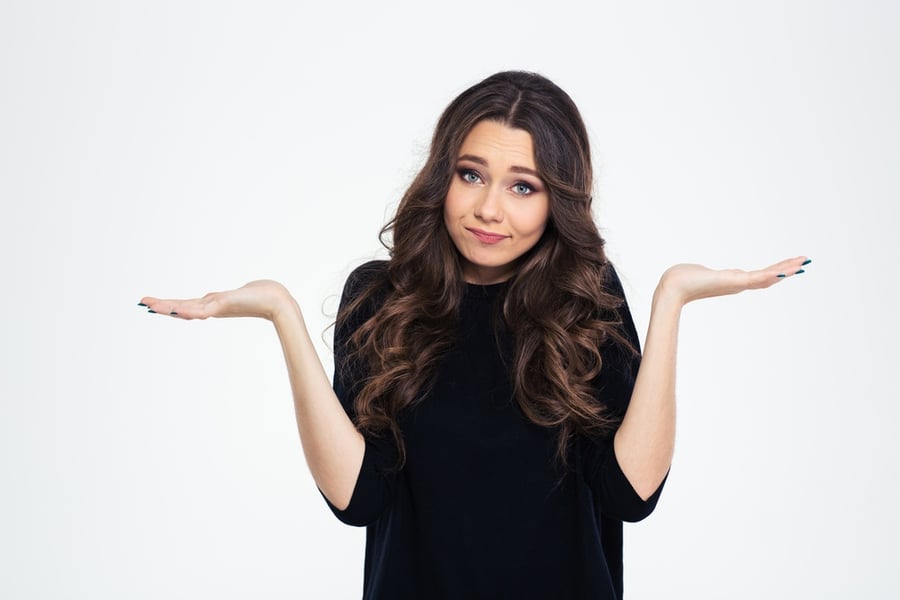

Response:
(338, 71), (635, 467)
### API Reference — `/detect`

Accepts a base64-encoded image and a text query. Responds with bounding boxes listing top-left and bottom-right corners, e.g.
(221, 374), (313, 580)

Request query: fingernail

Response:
(147, 309), (157, 314)
(795, 269), (805, 275)
(801, 258), (812, 266)
(170, 311), (178, 316)
(137, 303), (147, 307)
(777, 274), (786, 278)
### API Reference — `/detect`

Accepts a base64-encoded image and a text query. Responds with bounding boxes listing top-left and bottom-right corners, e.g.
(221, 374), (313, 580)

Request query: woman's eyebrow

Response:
(457, 154), (539, 177)
(457, 153), (488, 166)
(510, 165), (539, 177)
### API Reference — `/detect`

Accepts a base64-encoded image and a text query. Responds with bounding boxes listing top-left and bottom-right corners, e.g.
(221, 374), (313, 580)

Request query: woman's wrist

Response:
(269, 288), (302, 325)
(653, 270), (689, 311)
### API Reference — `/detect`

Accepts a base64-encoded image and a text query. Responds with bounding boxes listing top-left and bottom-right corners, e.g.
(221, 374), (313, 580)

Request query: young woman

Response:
(140, 71), (808, 599)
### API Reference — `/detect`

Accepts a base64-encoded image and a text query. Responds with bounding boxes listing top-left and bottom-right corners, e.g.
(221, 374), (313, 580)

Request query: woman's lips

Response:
(467, 227), (508, 245)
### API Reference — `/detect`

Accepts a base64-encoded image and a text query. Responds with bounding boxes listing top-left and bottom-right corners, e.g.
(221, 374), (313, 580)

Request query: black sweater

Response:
(324, 261), (664, 599)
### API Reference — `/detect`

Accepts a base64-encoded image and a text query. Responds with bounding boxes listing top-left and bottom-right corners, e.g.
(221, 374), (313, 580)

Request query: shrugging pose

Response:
(141, 72), (808, 599)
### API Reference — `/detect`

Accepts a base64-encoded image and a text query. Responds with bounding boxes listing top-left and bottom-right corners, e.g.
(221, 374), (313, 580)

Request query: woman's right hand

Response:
(139, 280), (296, 322)
(140, 277), (366, 510)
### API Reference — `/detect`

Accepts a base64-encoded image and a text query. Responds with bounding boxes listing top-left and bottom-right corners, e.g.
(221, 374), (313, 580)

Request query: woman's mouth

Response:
(467, 227), (509, 245)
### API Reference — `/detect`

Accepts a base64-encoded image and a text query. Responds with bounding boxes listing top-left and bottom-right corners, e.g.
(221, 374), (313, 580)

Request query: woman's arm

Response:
(139, 280), (364, 510)
(613, 257), (810, 500)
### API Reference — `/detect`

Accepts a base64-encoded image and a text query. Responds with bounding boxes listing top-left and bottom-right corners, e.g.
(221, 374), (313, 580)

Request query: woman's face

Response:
(443, 120), (550, 284)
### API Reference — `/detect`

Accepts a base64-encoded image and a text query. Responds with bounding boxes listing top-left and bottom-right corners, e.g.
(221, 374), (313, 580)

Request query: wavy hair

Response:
(338, 71), (636, 467)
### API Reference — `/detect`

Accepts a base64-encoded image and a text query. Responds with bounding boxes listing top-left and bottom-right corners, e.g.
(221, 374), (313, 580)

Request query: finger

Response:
(138, 296), (192, 318)
(752, 256), (810, 288)
(772, 256), (810, 278)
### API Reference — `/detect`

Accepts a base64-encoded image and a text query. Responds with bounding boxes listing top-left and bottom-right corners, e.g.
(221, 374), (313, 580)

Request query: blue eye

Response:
(512, 182), (534, 196)
(459, 169), (482, 184)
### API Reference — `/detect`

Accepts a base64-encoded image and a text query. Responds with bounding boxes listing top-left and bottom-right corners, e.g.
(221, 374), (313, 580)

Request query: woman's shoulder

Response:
(335, 261), (390, 343)
(599, 261), (627, 299)
(341, 260), (389, 303)
(346, 259), (389, 284)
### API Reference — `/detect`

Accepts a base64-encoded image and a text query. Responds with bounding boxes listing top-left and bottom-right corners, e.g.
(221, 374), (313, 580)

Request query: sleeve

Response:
(579, 263), (667, 523)
(321, 260), (401, 527)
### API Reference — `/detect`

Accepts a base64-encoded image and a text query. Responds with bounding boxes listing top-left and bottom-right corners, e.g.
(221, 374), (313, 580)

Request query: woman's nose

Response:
(473, 185), (504, 223)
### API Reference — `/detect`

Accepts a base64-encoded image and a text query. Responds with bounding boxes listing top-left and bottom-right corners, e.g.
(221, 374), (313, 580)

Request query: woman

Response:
(140, 71), (808, 599)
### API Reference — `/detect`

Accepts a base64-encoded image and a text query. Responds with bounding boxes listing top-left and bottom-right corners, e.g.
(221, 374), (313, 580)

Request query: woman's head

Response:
(386, 71), (601, 287)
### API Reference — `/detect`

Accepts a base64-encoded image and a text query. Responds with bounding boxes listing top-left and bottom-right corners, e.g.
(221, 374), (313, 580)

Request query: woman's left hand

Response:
(657, 256), (810, 306)
(615, 254), (810, 499)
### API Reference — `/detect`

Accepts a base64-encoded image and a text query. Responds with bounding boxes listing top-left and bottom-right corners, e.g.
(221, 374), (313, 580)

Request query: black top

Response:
(324, 261), (664, 599)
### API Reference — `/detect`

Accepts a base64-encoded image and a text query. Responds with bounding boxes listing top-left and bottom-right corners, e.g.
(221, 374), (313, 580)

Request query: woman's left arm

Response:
(614, 256), (810, 500)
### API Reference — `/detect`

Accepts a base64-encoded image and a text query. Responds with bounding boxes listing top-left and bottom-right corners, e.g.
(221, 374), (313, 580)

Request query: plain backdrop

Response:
(2, 1), (898, 598)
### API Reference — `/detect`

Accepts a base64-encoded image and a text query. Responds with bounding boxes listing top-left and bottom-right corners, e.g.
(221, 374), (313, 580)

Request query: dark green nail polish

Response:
(170, 311), (178, 316)
(801, 258), (812, 266)
(795, 269), (805, 275)
(777, 273), (786, 278)
(137, 303), (147, 307)
(148, 309), (157, 314)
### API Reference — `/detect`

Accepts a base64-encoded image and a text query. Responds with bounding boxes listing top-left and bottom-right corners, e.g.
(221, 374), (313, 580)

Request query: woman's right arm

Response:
(140, 280), (364, 510)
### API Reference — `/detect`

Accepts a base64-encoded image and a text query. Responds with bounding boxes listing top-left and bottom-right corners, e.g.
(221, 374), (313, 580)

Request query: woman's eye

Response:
(512, 182), (534, 196)
(460, 169), (481, 184)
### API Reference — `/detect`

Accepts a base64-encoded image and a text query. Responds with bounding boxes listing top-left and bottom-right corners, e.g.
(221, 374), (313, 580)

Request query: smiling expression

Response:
(443, 120), (550, 284)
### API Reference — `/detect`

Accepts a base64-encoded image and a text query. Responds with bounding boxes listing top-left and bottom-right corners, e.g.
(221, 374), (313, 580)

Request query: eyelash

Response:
(456, 168), (536, 197)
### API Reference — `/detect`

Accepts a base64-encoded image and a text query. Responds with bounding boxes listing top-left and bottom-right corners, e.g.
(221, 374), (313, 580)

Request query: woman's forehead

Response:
(458, 121), (536, 170)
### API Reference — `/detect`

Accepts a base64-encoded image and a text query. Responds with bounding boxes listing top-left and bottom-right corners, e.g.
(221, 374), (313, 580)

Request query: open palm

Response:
(659, 256), (809, 305)
(140, 279), (293, 321)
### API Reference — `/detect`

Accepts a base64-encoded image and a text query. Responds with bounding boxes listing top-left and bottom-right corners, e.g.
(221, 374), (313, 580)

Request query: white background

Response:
(2, 1), (898, 598)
